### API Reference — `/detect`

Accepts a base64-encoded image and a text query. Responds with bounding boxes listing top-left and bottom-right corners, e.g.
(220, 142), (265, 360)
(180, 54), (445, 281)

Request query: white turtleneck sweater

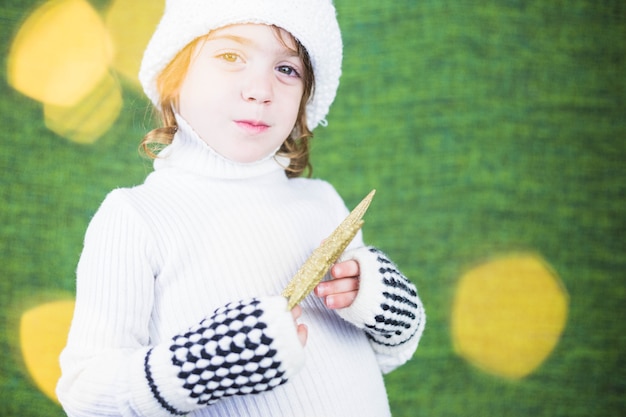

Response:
(57, 117), (425, 417)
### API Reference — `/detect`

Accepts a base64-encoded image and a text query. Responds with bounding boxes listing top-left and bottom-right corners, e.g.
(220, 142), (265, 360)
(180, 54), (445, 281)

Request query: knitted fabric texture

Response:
(139, 0), (343, 131)
(336, 247), (426, 372)
(56, 119), (420, 416)
(144, 298), (301, 415)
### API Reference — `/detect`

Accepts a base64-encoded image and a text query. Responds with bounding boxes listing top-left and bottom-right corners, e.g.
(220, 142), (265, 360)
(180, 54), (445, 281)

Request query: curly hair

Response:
(140, 26), (316, 178)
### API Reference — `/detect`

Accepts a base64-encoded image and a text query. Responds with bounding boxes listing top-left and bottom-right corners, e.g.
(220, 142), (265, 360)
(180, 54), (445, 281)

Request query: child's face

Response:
(178, 24), (305, 163)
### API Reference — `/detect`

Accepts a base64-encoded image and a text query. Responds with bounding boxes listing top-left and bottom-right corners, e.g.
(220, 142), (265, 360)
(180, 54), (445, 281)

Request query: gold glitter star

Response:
(282, 189), (376, 310)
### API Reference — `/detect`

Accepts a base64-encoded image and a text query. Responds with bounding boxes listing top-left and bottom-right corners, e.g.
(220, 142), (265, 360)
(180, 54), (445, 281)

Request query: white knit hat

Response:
(139, 0), (343, 131)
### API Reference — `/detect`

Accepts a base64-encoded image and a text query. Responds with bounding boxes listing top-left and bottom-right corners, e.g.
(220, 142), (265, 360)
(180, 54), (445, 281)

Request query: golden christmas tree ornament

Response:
(282, 189), (376, 309)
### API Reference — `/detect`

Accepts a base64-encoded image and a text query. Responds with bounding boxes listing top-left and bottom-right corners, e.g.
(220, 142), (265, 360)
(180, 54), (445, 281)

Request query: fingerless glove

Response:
(335, 247), (425, 371)
(141, 296), (303, 416)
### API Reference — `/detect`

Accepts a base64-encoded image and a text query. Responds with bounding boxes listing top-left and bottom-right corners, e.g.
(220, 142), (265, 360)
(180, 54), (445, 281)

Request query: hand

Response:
(314, 260), (360, 309)
(291, 304), (308, 346)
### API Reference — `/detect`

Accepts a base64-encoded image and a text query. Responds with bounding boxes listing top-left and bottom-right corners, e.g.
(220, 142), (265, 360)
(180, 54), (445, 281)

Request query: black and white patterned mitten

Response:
(142, 296), (303, 415)
(335, 247), (425, 371)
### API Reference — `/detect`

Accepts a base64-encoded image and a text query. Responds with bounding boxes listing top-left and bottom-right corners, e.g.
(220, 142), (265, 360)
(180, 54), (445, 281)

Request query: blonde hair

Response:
(140, 26), (316, 178)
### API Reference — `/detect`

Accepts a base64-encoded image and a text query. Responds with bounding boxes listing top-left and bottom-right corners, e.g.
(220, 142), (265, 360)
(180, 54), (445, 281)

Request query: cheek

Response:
(283, 88), (305, 123)
(179, 73), (209, 112)
(178, 62), (227, 112)
(178, 76), (199, 116)
(178, 84), (228, 131)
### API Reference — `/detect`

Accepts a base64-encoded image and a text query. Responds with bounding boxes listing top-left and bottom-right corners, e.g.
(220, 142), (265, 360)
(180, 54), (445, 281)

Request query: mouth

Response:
(235, 120), (270, 134)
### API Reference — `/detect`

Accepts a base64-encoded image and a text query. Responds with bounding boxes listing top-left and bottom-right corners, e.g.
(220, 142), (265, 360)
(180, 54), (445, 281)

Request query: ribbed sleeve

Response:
(57, 191), (158, 417)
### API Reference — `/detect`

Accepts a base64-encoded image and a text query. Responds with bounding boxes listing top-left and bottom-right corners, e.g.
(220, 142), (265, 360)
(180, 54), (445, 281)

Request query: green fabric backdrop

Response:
(1, 0), (624, 416)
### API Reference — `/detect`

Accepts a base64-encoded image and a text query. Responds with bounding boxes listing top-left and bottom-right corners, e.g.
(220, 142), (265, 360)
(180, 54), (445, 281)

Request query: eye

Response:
(218, 52), (240, 63)
(277, 65), (301, 78)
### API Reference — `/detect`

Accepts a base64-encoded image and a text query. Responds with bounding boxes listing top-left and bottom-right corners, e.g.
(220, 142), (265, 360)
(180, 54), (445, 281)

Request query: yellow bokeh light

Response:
(7, 0), (114, 107)
(44, 72), (123, 144)
(20, 299), (75, 403)
(105, 0), (165, 88)
(451, 253), (568, 379)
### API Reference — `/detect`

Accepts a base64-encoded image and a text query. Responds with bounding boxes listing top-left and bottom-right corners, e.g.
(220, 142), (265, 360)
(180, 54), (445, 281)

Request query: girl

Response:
(57, 1), (425, 416)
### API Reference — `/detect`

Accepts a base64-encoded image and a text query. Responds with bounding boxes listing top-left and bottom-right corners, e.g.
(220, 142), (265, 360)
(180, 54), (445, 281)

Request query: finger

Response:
(314, 277), (359, 298)
(325, 290), (358, 310)
(331, 260), (360, 279)
(291, 304), (302, 320)
(291, 305), (307, 346)
(297, 323), (308, 346)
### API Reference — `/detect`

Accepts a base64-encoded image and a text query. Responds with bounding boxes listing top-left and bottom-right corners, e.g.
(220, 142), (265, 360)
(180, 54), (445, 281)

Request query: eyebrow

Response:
(208, 34), (254, 45)
(206, 33), (300, 58)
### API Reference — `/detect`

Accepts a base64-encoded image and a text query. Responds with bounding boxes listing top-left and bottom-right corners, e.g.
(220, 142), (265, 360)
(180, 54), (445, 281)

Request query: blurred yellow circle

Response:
(7, 0), (114, 106)
(105, 0), (165, 88)
(451, 253), (568, 379)
(44, 72), (123, 144)
(20, 300), (75, 403)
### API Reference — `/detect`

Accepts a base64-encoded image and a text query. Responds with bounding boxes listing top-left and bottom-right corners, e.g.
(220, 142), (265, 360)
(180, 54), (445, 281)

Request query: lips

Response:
(235, 120), (270, 134)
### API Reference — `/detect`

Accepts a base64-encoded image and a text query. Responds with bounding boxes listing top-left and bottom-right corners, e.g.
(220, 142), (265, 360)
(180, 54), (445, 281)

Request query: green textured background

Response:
(1, 1), (625, 416)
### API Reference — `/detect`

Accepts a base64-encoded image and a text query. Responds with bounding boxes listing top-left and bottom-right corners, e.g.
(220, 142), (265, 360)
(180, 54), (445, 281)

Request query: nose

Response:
(241, 68), (273, 104)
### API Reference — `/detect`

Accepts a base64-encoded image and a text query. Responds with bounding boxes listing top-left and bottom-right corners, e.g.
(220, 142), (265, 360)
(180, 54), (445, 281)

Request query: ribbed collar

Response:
(153, 114), (290, 181)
